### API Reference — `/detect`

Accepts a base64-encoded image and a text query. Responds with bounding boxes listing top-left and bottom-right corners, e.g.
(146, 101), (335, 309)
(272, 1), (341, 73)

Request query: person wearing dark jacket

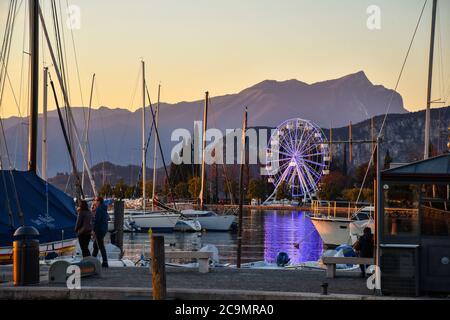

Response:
(75, 200), (92, 257)
(92, 197), (110, 267)
(355, 227), (374, 277)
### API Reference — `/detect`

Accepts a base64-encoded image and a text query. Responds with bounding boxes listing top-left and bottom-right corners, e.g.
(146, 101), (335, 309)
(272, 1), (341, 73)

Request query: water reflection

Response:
(120, 210), (323, 264)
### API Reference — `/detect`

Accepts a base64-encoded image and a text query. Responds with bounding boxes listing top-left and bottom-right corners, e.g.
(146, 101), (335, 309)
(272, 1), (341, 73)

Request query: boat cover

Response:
(0, 170), (76, 247)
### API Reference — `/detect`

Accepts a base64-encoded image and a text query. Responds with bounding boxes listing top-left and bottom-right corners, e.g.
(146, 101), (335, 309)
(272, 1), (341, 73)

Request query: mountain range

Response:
(0, 71), (419, 177)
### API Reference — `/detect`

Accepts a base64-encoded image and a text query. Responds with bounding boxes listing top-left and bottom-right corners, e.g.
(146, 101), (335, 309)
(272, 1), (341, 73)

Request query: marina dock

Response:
(0, 265), (424, 300)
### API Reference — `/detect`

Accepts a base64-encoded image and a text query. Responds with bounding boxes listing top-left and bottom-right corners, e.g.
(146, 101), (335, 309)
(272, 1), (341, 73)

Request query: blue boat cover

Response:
(0, 170), (77, 247)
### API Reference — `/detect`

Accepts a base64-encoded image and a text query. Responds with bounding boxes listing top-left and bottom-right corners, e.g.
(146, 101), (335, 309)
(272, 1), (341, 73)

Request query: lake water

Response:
(121, 210), (323, 265)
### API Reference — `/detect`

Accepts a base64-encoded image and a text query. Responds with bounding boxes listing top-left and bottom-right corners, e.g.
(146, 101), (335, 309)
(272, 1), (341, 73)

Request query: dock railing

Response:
(311, 200), (371, 219)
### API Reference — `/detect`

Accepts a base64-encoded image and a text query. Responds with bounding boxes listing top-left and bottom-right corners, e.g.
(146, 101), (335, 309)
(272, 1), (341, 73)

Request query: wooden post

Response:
(112, 200), (124, 257)
(334, 201), (337, 217)
(151, 235), (167, 300)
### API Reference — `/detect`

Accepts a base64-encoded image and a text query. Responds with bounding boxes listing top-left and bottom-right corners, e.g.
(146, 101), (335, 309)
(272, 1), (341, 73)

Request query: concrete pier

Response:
(0, 265), (429, 300)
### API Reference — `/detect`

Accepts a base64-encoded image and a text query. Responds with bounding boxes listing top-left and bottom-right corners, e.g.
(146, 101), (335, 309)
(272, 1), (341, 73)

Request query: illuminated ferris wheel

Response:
(264, 118), (330, 203)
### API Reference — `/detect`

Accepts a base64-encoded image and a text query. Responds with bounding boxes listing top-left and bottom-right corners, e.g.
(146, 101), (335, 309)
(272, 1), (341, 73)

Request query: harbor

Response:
(0, 0), (449, 310)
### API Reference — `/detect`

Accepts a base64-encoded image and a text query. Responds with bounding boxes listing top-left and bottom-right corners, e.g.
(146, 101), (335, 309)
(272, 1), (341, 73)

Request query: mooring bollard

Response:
(321, 282), (329, 295)
(151, 235), (167, 300)
(13, 226), (40, 286)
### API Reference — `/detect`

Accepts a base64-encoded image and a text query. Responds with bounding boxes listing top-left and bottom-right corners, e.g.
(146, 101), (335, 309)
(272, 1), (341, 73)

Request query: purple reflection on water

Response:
(264, 211), (323, 264)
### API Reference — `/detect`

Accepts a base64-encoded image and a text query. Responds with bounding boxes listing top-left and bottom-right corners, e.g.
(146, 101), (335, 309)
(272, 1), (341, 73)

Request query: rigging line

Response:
(436, 5), (445, 104)
(0, 0), (13, 84)
(50, 77), (84, 200)
(90, 78), (108, 164)
(17, 0), (26, 115)
(0, 0), (17, 110)
(355, 0), (428, 205)
(0, 160), (15, 229)
(378, 0), (428, 138)
(64, 0), (85, 121)
(56, 0), (72, 102)
(0, 0), (20, 168)
(51, 0), (73, 146)
(39, 6), (97, 197)
(145, 83), (178, 210)
(116, 66), (141, 161)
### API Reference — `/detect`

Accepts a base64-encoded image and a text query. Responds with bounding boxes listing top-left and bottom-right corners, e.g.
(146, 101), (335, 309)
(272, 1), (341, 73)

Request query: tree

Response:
(99, 183), (113, 198)
(343, 188), (374, 203)
(355, 162), (375, 188)
(275, 181), (292, 200)
(188, 176), (202, 199)
(224, 177), (238, 204)
(174, 182), (190, 199)
(317, 171), (347, 200)
(144, 180), (153, 198)
(113, 179), (128, 199)
(124, 185), (136, 199)
(247, 179), (266, 201)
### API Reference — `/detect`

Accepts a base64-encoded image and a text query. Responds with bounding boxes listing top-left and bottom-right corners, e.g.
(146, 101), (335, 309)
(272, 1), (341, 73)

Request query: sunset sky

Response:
(1, 0), (449, 118)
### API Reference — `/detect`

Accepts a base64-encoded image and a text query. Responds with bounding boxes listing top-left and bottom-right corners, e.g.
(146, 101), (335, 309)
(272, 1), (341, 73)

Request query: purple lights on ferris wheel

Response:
(265, 118), (330, 201)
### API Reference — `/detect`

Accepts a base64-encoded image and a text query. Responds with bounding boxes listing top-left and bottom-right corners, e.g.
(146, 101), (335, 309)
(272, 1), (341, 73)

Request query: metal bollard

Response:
(13, 226), (40, 286)
(321, 282), (329, 295)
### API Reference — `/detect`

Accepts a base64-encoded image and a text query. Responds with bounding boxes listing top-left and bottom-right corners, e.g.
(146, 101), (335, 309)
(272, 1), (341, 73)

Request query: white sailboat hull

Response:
(126, 211), (180, 232)
(181, 210), (236, 231)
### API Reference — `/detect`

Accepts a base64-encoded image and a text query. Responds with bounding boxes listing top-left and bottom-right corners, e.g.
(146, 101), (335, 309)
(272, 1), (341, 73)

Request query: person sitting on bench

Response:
(353, 227), (374, 278)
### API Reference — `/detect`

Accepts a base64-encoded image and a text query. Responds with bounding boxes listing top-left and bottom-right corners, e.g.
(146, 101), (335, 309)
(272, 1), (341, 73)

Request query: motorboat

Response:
(180, 210), (236, 231)
(310, 206), (374, 247)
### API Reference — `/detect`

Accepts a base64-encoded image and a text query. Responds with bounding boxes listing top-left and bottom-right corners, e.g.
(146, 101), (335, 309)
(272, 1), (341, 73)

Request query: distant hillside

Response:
(0, 71), (410, 177)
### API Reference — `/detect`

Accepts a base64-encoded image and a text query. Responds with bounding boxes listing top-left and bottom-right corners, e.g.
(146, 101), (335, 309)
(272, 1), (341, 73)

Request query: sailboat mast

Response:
(152, 84), (161, 211)
(142, 60), (146, 211)
(424, 0), (438, 159)
(199, 91), (209, 210)
(42, 67), (48, 180)
(237, 107), (248, 268)
(28, 0), (39, 172)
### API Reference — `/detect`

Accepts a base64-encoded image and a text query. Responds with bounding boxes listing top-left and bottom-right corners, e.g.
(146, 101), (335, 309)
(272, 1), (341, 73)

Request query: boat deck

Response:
(0, 265), (421, 300)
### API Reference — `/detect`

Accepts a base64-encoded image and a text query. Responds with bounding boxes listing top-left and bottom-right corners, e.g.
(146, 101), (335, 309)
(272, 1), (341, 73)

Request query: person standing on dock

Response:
(92, 197), (110, 267)
(354, 227), (374, 278)
(75, 200), (93, 258)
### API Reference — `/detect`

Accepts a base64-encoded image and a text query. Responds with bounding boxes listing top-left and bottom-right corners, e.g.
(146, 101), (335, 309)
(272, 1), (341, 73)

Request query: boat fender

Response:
(276, 252), (290, 267)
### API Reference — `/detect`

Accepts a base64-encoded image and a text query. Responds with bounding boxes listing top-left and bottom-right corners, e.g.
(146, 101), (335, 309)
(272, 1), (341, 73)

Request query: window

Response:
(421, 184), (450, 237)
(383, 184), (419, 237)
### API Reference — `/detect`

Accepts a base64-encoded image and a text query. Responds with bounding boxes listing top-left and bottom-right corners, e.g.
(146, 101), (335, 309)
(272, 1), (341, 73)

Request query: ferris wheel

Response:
(264, 118), (330, 203)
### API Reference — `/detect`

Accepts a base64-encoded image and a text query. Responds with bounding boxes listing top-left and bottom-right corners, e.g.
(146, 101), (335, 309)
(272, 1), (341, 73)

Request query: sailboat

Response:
(0, 1), (78, 264)
(121, 61), (183, 232)
(180, 92), (237, 231)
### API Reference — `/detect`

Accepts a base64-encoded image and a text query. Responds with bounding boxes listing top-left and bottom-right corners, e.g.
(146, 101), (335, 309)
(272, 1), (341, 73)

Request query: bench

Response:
(322, 256), (374, 278)
(165, 251), (213, 273)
